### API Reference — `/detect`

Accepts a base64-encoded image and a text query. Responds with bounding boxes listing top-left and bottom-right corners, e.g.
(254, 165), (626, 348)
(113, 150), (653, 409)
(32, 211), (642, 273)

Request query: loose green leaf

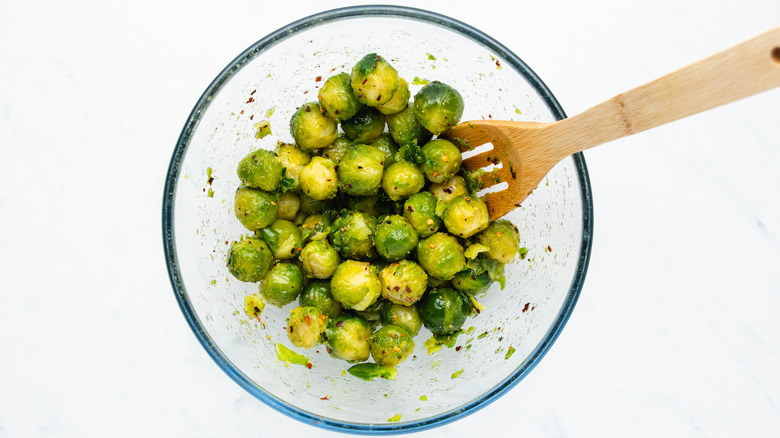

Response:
(275, 343), (309, 366)
(464, 243), (489, 259)
(411, 77), (429, 86)
(254, 120), (272, 139)
(347, 363), (398, 381)
(518, 247), (529, 260)
(451, 369), (464, 379)
(505, 346), (516, 359)
(387, 414), (402, 422)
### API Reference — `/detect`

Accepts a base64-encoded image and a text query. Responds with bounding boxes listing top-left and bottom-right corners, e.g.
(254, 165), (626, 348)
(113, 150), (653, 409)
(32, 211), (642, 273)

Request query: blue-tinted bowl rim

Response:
(162, 5), (593, 435)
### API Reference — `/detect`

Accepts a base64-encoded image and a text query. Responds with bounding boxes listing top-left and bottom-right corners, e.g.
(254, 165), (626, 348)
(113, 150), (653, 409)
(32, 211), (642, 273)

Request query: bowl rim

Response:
(162, 5), (593, 435)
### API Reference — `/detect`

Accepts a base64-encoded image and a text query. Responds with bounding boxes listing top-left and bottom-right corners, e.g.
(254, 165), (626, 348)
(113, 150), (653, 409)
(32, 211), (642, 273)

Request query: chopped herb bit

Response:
(387, 414), (402, 423)
(275, 343), (309, 366)
(420, 395), (428, 401)
(411, 76), (430, 86)
(427, 53), (436, 61)
(468, 294), (486, 312)
(505, 346), (516, 359)
(451, 369), (464, 379)
(265, 106), (276, 118)
(477, 331), (488, 339)
(347, 363), (398, 381)
(519, 247), (529, 260)
(210, 279), (216, 285)
(207, 187), (214, 198)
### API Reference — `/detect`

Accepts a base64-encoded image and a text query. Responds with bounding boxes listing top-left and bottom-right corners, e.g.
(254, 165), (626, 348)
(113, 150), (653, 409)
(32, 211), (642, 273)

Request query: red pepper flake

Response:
(522, 303), (530, 312)
(455, 346), (462, 351)
(305, 105), (311, 112)
(250, 89), (256, 95)
(320, 395), (330, 400)
(225, 241), (229, 245)
(249, 115), (254, 120)
(306, 362), (313, 369)
(547, 245), (552, 252)
(315, 76), (322, 82)
(246, 97), (255, 103)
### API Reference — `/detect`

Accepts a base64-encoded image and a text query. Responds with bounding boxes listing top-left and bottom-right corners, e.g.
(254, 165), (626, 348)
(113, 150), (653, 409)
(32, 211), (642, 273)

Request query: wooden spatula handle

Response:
(555, 26), (780, 157)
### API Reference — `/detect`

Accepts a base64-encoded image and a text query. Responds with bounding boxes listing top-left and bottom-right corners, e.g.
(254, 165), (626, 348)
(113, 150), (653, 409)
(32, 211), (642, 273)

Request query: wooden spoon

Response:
(444, 26), (780, 220)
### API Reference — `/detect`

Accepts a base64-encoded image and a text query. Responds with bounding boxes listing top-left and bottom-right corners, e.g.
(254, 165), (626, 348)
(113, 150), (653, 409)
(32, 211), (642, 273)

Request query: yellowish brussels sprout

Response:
(287, 306), (327, 349)
(244, 293), (266, 319)
(227, 237), (273, 282)
(338, 144), (385, 196)
(236, 148), (283, 191)
(403, 192), (441, 238)
(442, 194), (490, 238)
(326, 314), (372, 362)
(276, 191), (301, 221)
(318, 72), (361, 122)
(476, 219), (521, 264)
(381, 161), (425, 202)
(376, 77), (410, 115)
(351, 53), (400, 107)
(257, 219), (303, 260)
(260, 262), (304, 307)
(329, 210), (377, 260)
(379, 260), (428, 306)
(299, 156), (338, 201)
(299, 240), (340, 279)
(290, 102), (338, 150)
(429, 175), (468, 204)
(233, 186), (278, 231)
(417, 233), (466, 280)
(330, 260), (381, 311)
(420, 139), (462, 183)
(275, 143), (311, 190)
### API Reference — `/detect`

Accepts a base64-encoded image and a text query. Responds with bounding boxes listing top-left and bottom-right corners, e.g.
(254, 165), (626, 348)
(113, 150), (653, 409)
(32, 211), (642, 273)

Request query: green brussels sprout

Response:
(330, 210), (377, 260)
(341, 106), (385, 143)
(476, 219), (521, 264)
(418, 287), (471, 334)
(244, 293), (266, 318)
(290, 102), (338, 150)
(298, 193), (329, 215)
(330, 260), (381, 311)
(403, 192), (442, 238)
(451, 269), (492, 294)
(299, 280), (342, 318)
(321, 135), (353, 164)
(380, 302), (422, 336)
(429, 175), (468, 204)
(369, 133), (398, 169)
(442, 195), (490, 238)
(374, 215), (419, 262)
(299, 156), (338, 200)
(275, 144), (311, 192)
(257, 219), (303, 260)
(318, 72), (362, 122)
(379, 260), (428, 305)
(325, 314), (372, 362)
(338, 144), (385, 196)
(234, 186), (279, 231)
(413, 80), (464, 135)
(420, 139), (462, 183)
(370, 325), (415, 366)
(344, 194), (381, 217)
(236, 148), (283, 191)
(260, 262), (304, 307)
(351, 53), (400, 107)
(299, 240), (340, 279)
(417, 233), (466, 280)
(287, 306), (327, 349)
(276, 191), (301, 221)
(381, 161), (425, 202)
(385, 105), (433, 147)
(376, 77), (410, 115)
(227, 237), (273, 282)
(300, 214), (332, 242)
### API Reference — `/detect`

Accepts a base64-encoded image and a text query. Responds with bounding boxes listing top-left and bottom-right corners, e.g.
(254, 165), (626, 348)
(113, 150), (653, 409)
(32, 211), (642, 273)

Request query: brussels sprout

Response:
(379, 260), (428, 305)
(418, 287), (471, 335)
(227, 237), (273, 282)
(413, 80), (464, 135)
(376, 77), (410, 115)
(321, 135), (353, 164)
(236, 148), (283, 191)
(451, 269), (492, 294)
(420, 139), (462, 183)
(369, 133), (398, 169)
(299, 280), (342, 318)
(299, 240), (340, 279)
(341, 106), (385, 143)
(403, 192), (441, 238)
(330, 260), (381, 311)
(244, 293), (266, 318)
(276, 191), (301, 221)
(476, 219), (520, 264)
(338, 144), (385, 196)
(381, 161), (425, 202)
(417, 233), (466, 280)
(442, 195), (490, 238)
(318, 72), (362, 122)
(287, 306), (327, 349)
(429, 175), (468, 204)
(344, 194), (381, 217)
(385, 105), (433, 147)
(325, 314), (372, 362)
(257, 219), (303, 260)
(374, 215), (419, 262)
(298, 193), (329, 215)
(275, 143), (311, 185)
(290, 102), (338, 150)
(234, 186), (279, 231)
(370, 325), (415, 366)
(260, 262), (304, 307)
(380, 302), (422, 336)
(299, 156), (338, 200)
(329, 210), (377, 260)
(300, 214), (331, 241)
(351, 53), (400, 107)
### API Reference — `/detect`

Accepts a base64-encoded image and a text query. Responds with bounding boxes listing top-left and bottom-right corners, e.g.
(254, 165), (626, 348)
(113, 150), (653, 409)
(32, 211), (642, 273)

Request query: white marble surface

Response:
(1, 0), (779, 436)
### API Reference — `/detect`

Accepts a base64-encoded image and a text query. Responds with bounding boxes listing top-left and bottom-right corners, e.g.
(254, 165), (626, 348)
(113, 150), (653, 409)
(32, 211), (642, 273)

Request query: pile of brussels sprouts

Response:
(227, 54), (521, 371)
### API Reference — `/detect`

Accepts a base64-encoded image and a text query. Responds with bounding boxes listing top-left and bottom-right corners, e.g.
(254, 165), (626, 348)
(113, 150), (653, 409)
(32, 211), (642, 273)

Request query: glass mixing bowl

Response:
(163, 5), (593, 434)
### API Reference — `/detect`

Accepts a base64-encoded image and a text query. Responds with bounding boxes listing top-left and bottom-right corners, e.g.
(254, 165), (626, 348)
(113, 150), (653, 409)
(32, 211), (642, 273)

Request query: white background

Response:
(1, 0), (779, 436)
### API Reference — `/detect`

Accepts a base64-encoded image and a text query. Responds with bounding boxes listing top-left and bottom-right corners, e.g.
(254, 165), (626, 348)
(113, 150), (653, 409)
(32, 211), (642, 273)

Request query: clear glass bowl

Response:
(163, 5), (593, 434)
